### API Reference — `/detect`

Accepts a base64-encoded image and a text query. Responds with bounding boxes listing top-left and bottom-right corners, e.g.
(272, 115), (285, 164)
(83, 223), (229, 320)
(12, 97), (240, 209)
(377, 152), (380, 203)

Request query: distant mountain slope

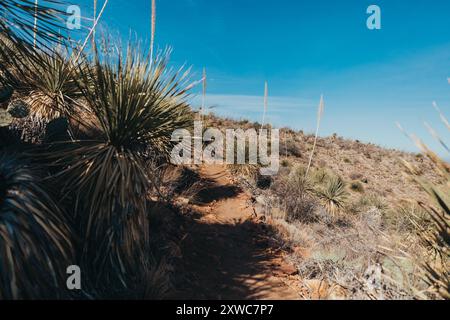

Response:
(205, 113), (441, 207)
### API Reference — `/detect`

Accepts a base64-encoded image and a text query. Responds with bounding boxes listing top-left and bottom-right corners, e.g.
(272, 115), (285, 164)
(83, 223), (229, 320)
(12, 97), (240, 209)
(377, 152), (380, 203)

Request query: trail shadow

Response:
(170, 214), (289, 300)
(167, 166), (241, 205)
(193, 185), (242, 204)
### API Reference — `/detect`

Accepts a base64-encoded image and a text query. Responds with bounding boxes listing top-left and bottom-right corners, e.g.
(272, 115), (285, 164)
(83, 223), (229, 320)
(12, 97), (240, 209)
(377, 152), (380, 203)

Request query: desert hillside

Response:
(144, 113), (447, 300)
(207, 113), (440, 205)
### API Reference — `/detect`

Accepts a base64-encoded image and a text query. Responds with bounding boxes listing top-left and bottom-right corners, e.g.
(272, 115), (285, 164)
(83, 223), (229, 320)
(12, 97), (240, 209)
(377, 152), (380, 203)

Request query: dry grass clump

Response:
(272, 165), (318, 222)
(384, 202), (431, 234)
(272, 164), (349, 222)
(244, 149), (434, 299)
(284, 138), (303, 157)
(159, 165), (219, 205)
(272, 205), (420, 299)
(280, 158), (291, 167)
(229, 163), (260, 182)
(277, 202), (422, 299)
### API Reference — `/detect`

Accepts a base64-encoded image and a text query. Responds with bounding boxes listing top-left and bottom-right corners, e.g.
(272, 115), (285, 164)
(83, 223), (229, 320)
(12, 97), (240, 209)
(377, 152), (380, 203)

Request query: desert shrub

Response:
(256, 172), (273, 189)
(0, 1), (196, 299)
(164, 166), (202, 195)
(274, 165), (317, 222)
(350, 181), (364, 193)
(384, 203), (430, 233)
(228, 163), (259, 182)
(358, 193), (388, 211)
(7, 50), (84, 121)
(310, 167), (331, 185)
(281, 159), (290, 167)
(285, 139), (302, 157)
(274, 165), (350, 221)
(316, 175), (348, 216)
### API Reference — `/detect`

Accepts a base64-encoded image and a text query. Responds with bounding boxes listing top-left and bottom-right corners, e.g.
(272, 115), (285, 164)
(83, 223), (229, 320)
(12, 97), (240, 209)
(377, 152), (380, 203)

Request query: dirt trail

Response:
(175, 165), (301, 300)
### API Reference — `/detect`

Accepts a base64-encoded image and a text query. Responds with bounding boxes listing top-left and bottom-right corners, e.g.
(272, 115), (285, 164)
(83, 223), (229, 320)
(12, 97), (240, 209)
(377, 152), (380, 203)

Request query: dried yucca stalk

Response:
(150, 0), (156, 63)
(92, 0), (98, 55)
(200, 67), (206, 121)
(261, 81), (268, 129)
(33, 0), (39, 48)
(305, 94), (324, 178)
(75, 0), (109, 61)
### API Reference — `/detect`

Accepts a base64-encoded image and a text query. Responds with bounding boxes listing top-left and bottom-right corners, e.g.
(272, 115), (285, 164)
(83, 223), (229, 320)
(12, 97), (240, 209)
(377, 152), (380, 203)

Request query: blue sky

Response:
(72, 0), (450, 154)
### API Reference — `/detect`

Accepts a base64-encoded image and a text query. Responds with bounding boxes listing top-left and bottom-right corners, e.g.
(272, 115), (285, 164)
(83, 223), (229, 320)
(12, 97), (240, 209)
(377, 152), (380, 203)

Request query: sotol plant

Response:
(44, 46), (194, 296)
(399, 103), (449, 299)
(0, 153), (74, 299)
(317, 174), (348, 216)
(402, 143), (449, 299)
(0, 1), (67, 90)
(5, 49), (86, 122)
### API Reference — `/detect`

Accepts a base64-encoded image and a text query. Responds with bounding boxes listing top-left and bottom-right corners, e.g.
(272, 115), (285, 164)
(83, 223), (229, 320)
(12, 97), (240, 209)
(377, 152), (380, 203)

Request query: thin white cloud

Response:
(191, 94), (316, 113)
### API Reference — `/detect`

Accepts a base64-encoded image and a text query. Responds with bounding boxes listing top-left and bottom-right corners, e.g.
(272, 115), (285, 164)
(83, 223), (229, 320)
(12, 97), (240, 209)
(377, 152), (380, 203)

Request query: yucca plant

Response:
(0, 152), (74, 299)
(274, 165), (318, 222)
(396, 101), (449, 299)
(43, 45), (194, 296)
(317, 175), (348, 216)
(402, 143), (449, 299)
(6, 49), (87, 121)
(0, 1), (67, 91)
(305, 95), (324, 178)
(0, 1), (70, 130)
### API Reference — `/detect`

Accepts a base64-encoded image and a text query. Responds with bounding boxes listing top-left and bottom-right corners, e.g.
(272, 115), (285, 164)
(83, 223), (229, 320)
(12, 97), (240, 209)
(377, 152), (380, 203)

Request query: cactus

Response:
(7, 99), (29, 118)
